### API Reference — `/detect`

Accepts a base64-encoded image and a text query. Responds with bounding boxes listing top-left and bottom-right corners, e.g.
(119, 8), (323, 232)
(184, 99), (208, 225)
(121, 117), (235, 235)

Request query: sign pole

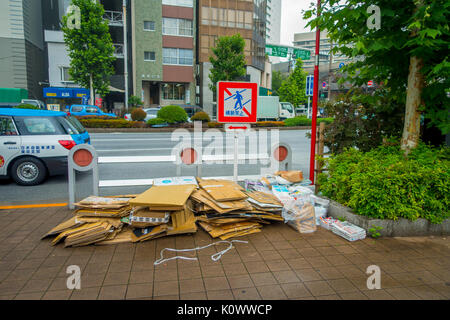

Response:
(233, 132), (238, 182)
(309, 0), (321, 185)
(307, 96), (311, 119)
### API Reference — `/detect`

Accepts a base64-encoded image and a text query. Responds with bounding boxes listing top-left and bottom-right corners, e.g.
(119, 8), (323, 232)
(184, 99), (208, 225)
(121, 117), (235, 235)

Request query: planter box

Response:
(324, 198), (450, 237)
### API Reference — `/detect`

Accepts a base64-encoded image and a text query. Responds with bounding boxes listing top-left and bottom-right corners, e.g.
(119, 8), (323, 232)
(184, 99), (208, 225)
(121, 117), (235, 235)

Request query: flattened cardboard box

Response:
(197, 178), (247, 202)
(190, 189), (252, 214)
(129, 184), (197, 209)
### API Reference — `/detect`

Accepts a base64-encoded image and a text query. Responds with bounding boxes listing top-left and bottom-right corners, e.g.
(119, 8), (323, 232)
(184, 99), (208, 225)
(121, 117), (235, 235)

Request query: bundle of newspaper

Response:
(331, 220), (366, 241)
(318, 216), (338, 230)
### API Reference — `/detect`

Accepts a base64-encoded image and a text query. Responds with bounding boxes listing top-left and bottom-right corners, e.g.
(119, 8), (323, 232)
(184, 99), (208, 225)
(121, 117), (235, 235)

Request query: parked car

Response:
(176, 105), (203, 122)
(0, 108), (90, 185)
(68, 105), (116, 117)
(124, 107), (160, 121)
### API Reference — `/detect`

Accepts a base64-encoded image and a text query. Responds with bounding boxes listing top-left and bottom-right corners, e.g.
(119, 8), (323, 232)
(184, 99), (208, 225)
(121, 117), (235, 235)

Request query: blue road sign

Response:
(339, 62), (345, 69)
(306, 75), (314, 96)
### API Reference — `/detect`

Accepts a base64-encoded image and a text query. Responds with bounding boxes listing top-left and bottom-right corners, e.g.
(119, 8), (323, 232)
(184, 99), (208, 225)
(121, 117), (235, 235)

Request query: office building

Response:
(41, 0), (130, 111)
(198, 0), (267, 116)
(0, 0), (46, 100)
(131, 0), (196, 108)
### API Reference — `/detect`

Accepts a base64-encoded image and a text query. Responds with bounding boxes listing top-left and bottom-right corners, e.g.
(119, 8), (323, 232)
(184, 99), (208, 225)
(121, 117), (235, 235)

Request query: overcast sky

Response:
(280, 0), (315, 46)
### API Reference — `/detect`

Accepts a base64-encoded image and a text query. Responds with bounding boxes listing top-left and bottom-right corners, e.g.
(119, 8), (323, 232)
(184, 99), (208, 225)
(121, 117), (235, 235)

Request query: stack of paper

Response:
(331, 220), (366, 241)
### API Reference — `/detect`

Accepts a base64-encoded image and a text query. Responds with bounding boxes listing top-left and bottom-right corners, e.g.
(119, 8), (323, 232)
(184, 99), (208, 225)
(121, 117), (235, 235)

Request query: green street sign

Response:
(293, 48), (311, 60)
(266, 45), (311, 60)
(265, 44), (288, 58)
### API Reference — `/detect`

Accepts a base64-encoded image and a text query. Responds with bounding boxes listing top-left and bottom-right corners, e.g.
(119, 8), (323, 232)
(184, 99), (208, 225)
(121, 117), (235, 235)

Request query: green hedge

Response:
(79, 119), (143, 128)
(157, 105), (188, 123)
(190, 111), (211, 122)
(147, 118), (167, 126)
(284, 116), (334, 126)
(317, 144), (450, 224)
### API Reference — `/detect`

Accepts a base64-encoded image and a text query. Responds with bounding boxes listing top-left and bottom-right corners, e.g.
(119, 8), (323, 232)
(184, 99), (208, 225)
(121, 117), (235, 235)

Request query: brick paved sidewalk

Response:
(0, 206), (449, 300)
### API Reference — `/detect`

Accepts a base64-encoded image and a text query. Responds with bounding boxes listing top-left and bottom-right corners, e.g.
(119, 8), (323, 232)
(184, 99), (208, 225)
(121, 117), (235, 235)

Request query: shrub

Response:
(147, 118), (167, 126)
(284, 116), (311, 126)
(317, 144), (450, 224)
(131, 108), (147, 121)
(128, 95), (143, 109)
(157, 105), (188, 123)
(15, 104), (40, 110)
(79, 119), (140, 128)
(207, 122), (223, 128)
(254, 121), (285, 127)
(190, 111), (211, 122)
(321, 88), (403, 154)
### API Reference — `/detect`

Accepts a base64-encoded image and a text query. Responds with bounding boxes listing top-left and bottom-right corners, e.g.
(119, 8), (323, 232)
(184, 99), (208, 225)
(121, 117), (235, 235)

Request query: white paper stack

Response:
(318, 216), (338, 230)
(331, 220), (366, 241)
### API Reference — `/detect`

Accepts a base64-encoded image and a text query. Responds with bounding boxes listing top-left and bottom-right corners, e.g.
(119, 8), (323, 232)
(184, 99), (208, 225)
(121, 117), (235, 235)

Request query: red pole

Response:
(309, 0), (321, 184)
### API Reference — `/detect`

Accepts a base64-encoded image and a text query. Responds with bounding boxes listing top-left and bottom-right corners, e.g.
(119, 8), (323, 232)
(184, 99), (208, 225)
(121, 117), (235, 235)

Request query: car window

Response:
(0, 117), (18, 136)
(71, 106), (83, 112)
(281, 103), (293, 112)
(86, 107), (99, 113)
(23, 118), (57, 134)
(66, 116), (86, 133)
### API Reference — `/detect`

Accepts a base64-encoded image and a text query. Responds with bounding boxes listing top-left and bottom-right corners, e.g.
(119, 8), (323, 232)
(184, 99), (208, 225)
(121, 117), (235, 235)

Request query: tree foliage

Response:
(209, 34), (247, 95)
(271, 71), (287, 96)
(321, 88), (404, 153)
(61, 0), (115, 97)
(303, 0), (450, 137)
(277, 59), (308, 106)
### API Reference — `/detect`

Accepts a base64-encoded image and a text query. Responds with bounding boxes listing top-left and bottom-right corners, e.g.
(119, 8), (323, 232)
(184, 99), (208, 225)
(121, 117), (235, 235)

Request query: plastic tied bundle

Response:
(154, 240), (248, 265)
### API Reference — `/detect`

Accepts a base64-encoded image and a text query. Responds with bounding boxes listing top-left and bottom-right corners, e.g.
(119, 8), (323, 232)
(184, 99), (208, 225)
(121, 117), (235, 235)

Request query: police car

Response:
(0, 108), (90, 186)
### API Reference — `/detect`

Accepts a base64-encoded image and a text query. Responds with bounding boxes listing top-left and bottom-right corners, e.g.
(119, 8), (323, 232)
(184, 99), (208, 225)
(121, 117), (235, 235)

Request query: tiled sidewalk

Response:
(0, 206), (449, 300)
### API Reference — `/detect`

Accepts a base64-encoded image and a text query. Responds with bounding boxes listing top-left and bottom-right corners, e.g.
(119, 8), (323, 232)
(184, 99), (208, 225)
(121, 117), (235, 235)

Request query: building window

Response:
(144, 21), (155, 31)
(163, 48), (193, 65)
(60, 67), (73, 83)
(162, 18), (193, 36)
(162, 0), (193, 8)
(144, 51), (156, 61)
(163, 84), (185, 100)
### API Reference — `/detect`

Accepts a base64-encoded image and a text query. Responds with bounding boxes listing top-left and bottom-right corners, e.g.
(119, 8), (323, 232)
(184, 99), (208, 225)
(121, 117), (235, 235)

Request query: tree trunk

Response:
(401, 55), (424, 155)
(89, 74), (94, 105)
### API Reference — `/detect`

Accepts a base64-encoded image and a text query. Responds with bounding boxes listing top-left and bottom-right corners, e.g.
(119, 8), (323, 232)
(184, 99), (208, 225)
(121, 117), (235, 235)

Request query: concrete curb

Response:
(86, 126), (312, 133)
(324, 198), (450, 237)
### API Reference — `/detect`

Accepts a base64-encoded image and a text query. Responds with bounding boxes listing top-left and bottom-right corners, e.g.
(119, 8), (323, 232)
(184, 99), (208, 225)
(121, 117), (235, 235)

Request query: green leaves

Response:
(209, 34), (246, 95)
(319, 144), (450, 223)
(61, 0), (115, 97)
(277, 59), (308, 107)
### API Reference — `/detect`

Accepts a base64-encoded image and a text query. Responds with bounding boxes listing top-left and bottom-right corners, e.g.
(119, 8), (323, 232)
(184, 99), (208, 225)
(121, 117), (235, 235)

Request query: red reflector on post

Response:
(73, 149), (93, 167)
(180, 148), (197, 165)
(58, 140), (76, 150)
(274, 146), (288, 162)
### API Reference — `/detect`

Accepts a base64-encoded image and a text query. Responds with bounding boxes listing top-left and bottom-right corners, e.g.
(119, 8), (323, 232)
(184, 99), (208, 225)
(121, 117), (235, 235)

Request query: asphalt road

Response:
(0, 130), (317, 205)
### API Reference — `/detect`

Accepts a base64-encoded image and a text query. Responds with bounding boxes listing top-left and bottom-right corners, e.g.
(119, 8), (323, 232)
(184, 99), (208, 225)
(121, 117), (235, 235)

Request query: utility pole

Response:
(328, 41), (333, 101)
(123, 0), (129, 110)
(309, 0), (321, 185)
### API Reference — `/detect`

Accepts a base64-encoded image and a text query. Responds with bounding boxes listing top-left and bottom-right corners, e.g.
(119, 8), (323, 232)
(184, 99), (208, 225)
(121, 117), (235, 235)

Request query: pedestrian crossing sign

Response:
(217, 81), (258, 123)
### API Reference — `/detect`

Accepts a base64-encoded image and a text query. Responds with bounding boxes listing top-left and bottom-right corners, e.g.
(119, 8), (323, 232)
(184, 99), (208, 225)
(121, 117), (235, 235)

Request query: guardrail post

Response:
(67, 144), (98, 209)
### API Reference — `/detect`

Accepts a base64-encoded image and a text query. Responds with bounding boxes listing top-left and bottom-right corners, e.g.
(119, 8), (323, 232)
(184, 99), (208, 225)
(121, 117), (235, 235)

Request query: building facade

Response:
(293, 31), (352, 72)
(0, 0), (46, 100)
(198, 0), (267, 116)
(41, 0), (130, 112)
(265, 0), (280, 44)
(132, 0), (196, 108)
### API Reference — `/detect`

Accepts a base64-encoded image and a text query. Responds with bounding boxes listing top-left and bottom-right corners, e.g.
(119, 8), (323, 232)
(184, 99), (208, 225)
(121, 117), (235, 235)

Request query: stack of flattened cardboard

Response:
(193, 179), (284, 239)
(43, 176), (288, 247)
(41, 196), (135, 247)
(128, 184), (198, 241)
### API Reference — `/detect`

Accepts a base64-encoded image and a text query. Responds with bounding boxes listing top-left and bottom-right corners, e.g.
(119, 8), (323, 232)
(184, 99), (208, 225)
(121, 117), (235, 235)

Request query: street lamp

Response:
(309, 0), (321, 185)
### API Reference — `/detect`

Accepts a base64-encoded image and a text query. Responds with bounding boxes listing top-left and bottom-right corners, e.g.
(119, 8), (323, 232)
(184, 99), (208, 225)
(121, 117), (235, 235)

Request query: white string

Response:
(154, 240), (248, 265)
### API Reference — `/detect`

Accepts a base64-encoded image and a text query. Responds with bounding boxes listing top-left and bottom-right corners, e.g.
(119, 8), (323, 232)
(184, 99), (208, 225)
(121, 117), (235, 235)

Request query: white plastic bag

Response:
(282, 195), (316, 233)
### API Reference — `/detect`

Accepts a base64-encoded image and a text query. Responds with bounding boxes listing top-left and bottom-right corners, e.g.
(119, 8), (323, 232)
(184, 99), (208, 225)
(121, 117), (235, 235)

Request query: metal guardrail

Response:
(67, 143), (292, 209)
